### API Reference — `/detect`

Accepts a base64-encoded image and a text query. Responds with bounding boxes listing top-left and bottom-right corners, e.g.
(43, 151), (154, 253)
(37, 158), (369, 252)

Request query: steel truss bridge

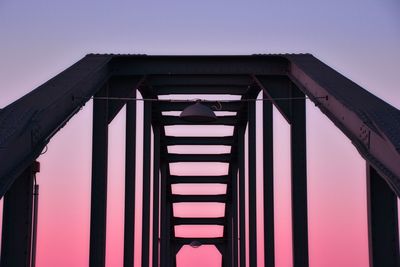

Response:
(0, 54), (399, 267)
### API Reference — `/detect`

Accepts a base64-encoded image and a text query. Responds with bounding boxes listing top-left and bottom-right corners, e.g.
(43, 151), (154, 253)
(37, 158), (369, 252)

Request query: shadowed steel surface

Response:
(142, 101), (152, 267)
(0, 164), (35, 267)
(124, 94), (136, 267)
(89, 88), (109, 267)
(263, 97), (275, 267)
(248, 100), (257, 266)
(367, 165), (400, 267)
(0, 54), (399, 267)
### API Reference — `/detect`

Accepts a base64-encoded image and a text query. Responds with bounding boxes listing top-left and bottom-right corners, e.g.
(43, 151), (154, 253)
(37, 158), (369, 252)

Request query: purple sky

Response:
(0, 1), (399, 266)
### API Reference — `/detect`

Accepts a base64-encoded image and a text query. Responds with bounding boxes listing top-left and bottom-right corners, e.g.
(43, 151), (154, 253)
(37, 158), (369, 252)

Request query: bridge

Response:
(0, 54), (399, 266)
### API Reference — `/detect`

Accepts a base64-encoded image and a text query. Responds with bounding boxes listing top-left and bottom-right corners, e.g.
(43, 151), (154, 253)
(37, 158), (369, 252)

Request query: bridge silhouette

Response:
(0, 54), (399, 267)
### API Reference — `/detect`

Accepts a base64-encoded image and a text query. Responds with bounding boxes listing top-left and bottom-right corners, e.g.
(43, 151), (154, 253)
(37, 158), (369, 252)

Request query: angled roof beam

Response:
(0, 55), (113, 197)
(284, 54), (400, 196)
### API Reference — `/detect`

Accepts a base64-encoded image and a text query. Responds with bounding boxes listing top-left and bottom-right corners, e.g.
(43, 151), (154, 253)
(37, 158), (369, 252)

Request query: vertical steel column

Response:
(232, 164), (239, 267)
(225, 190), (233, 267)
(263, 96), (275, 267)
(238, 127), (246, 267)
(367, 164), (400, 267)
(142, 100), (152, 267)
(152, 126), (161, 267)
(160, 162), (169, 267)
(248, 100), (257, 267)
(168, 178), (175, 267)
(290, 88), (309, 267)
(124, 94), (137, 267)
(0, 163), (37, 267)
(89, 88), (109, 267)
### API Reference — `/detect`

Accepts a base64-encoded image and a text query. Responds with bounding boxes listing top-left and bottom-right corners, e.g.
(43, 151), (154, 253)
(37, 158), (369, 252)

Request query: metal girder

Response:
(173, 217), (225, 225)
(238, 126), (246, 267)
(367, 164), (400, 267)
(142, 101), (152, 267)
(158, 101), (242, 112)
(290, 86), (309, 267)
(248, 100), (257, 267)
(285, 54), (400, 197)
(123, 97), (136, 267)
(153, 85), (248, 95)
(0, 164), (35, 267)
(263, 96), (275, 267)
(169, 175), (229, 184)
(174, 238), (225, 245)
(167, 153), (231, 163)
(111, 56), (288, 76)
(0, 54), (112, 198)
(165, 136), (233, 146)
(89, 88), (109, 267)
(107, 76), (144, 123)
(148, 75), (253, 86)
(170, 194), (226, 203)
(254, 75), (292, 122)
(162, 115), (237, 125)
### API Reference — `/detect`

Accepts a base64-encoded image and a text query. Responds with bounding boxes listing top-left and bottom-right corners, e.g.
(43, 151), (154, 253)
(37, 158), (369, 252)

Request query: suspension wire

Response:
(76, 95), (328, 103)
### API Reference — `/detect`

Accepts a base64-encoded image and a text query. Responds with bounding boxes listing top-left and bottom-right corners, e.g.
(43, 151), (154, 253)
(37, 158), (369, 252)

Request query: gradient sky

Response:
(0, 1), (399, 266)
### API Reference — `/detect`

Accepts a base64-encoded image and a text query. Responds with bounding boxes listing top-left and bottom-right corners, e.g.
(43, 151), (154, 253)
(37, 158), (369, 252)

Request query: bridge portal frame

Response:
(0, 54), (399, 267)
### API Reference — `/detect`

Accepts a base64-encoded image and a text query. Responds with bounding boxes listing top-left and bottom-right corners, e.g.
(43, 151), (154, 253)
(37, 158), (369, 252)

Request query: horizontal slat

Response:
(162, 115), (237, 125)
(171, 194), (226, 202)
(165, 136), (233, 146)
(148, 75), (253, 86)
(167, 153), (231, 163)
(173, 217), (225, 225)
(169, 175), (229, 184)
(157, 101), (243, 112)
(173, 237), (225, 245)
(153, 85), (248, 95)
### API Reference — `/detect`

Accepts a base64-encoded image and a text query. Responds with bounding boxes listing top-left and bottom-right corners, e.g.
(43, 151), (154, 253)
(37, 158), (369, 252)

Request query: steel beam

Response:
(367, 164), (400, 267)
(148, 75), (253, 87)
(263, 94), (275, 267)
(290, 86), (309, 267)
(169, 175), (229, 184)
(174, 238), (225, 245)
(171, 194), (226, 203)
(167, 153), (231, 163)
(162, 115), (236, 126)
(248, 100), (257, 267)
(111, 55), (288, 76)
(0, 55), (111, 198)
(89, 88), (109, 267)
(257, 76), (309, 266)
(152, 126), (161, 267)
(254, 76), (292, 122)
(238, 126), (246, 267)
(142, 101), (152, 267)
(158, 101), (242, 112)
(160, 163), (169, 267)
(124, 93), (137, 267)
(0, 163), (36, 267)
(107, 76), (144, 123)
(173, 217), (225, 225)
(165, 136), (233, 146)
(153, 85), (248, 95)
(286, 54), (400, 197)
(231, 164), (239, 267)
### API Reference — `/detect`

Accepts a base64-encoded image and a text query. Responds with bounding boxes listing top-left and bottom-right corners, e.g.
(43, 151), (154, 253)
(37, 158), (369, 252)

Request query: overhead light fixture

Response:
(179, 100), (217, 122)
(189, 240), (202, 248)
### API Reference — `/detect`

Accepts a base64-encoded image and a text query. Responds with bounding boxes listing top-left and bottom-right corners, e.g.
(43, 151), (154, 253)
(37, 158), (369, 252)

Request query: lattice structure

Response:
(0, 54), (399, 266)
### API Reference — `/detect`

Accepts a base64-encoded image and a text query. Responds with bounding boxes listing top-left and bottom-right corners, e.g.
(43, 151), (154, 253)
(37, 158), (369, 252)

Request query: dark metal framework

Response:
(0, 54), (399, 266)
